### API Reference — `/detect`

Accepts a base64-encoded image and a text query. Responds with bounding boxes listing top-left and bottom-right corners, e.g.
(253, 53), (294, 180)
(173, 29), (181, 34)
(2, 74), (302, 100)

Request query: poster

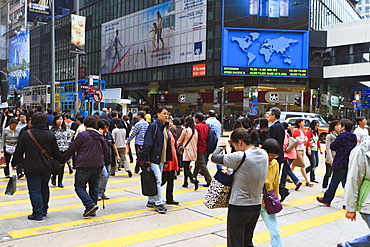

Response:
(71, 14), (86, 54)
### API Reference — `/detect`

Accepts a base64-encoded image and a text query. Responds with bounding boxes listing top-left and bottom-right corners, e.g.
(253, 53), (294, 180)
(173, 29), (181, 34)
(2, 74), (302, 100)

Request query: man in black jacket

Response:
(142, 107), (172, 214)
(12, 112), (64, 221)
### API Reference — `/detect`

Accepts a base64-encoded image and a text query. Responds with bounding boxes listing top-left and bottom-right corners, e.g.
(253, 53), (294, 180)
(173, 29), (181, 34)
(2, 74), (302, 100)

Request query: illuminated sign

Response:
(222, 28), (309, 78)
(192, 64), (206, 77)
(223, 67), (307, 77)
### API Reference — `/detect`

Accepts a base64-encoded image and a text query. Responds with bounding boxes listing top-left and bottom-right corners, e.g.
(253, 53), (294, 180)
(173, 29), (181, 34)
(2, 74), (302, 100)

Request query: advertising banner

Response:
(101, 0), (207, 74)
(8, 31), (30, 92)
(222, 28), (309, 78)
(224, 0), (309, 30)
(28, 0), (74, 29)
(71, 14), (86, 54)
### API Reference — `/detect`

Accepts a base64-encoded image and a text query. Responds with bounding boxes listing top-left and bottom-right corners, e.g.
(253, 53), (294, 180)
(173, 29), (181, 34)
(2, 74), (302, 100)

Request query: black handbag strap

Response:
(183, 129), (195, 148)
(231, 152), (246, 176)
(262, 184), (268, 199)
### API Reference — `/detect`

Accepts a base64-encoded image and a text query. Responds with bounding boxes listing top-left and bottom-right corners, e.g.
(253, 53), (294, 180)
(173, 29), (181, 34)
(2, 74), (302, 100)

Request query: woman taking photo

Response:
(211, 128), (268, 247)
(1, 118), (20, 178)
(50, 115), (74, 187)
(306, 120), (322, 183)
(177, 116), (199, 190)
(291, 119), (312, 187)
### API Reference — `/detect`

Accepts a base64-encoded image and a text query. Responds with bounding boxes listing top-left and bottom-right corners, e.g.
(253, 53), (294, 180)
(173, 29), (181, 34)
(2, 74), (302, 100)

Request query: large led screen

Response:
(8, 31), (30, 92)
(222, 28), (309, 77)
(101, 0), (206, 74)
(223, 0), (309, 30)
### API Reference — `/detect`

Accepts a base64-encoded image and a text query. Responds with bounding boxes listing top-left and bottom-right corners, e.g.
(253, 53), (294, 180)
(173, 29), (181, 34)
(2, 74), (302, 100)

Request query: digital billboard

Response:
(27, 0), (74, 29)
(223, 0), (309, 30)
(101, 0), (206, 74)
(222, 29), (309, 77)
(8, 31), (30, 92)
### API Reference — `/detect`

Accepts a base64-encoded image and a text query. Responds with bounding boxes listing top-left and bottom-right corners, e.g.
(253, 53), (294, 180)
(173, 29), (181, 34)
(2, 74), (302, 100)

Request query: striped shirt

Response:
(127, 119), (149, 145)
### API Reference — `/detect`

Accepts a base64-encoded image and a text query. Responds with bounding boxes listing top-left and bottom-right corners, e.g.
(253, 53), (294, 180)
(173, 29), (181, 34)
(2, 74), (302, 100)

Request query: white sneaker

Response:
(322, 188), (327, 192)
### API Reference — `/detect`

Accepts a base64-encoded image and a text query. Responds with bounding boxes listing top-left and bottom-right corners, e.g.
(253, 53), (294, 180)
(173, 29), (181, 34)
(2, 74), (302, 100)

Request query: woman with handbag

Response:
(305, 120), (323, 183)
(281, 122), (302, 191)
(291, 119), (313, 187)
(211, 128), (268, 247)
(170, 117), (184, 176)
(261, 138), (283, 247)
(1, 118), (20, 178)
(177, 116), (199, 190)
(50, 115), (74, 187)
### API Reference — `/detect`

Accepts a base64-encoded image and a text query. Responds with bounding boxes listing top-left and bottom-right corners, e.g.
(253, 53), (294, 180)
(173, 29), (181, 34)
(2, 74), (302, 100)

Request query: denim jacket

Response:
(142, 119), (172, 164)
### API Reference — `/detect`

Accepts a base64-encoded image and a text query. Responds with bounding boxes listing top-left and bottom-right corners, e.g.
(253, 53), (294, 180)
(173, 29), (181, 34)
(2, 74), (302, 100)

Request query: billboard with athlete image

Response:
(101, 0), (206, 74)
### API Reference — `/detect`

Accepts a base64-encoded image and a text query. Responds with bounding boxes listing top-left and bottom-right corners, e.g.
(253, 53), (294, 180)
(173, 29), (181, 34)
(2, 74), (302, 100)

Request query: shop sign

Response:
(192, 64), (206, 77)
(264, 91), (301, 104)
(178, 93), (200, 103)
(331, 96), (339, 107)
(320, 94), (328, 106)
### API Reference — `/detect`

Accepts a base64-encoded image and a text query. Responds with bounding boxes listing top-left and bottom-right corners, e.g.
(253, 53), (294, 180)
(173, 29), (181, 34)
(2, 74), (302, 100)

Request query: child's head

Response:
(153, 22), (157, 27)
(261, 138), (281, 162)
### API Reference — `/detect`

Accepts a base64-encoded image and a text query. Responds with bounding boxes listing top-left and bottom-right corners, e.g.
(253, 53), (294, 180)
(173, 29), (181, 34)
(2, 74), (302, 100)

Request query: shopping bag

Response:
(140, 168), (157, 196)
(5, 175), (17, 195)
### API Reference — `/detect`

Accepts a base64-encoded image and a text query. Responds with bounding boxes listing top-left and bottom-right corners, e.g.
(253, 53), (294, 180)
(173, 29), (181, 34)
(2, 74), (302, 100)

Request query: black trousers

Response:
(182, 161), (195, 184)
(161, 170), (175, 202)
(52, 164), (65, 185)
(227, 204), (261, 247)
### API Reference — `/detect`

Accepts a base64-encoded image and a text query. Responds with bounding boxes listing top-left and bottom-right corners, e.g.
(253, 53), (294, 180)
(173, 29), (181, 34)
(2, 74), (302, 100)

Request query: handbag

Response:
(178, 129), (195, 155)
(137, 123), (158, 162)
(0, 156), (6, 169)
(263, 185), (283, 214)
(204, 153), (246, 209)
(140, 168), (158, 196)
(5, 175), (17, 195)
(5, 145), (16, 154)
(285, 136), (298, 152)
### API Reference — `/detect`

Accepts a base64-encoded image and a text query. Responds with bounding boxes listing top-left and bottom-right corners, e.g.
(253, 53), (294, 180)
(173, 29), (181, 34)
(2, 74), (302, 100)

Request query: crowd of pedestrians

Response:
(1, 105), (370, 247)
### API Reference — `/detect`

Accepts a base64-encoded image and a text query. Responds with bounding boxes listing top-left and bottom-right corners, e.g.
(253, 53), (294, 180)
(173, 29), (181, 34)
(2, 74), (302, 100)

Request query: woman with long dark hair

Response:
(50, 115), (74, 187)
(258, 117), (269, 145)
(306, 120), (322, 183)
(177, 116), (199, 190)
(211, 128), (268, 246)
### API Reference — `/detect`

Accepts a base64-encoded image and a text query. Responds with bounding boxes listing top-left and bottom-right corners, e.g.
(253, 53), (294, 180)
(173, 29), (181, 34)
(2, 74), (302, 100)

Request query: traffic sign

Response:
(93, 89), (103, 103)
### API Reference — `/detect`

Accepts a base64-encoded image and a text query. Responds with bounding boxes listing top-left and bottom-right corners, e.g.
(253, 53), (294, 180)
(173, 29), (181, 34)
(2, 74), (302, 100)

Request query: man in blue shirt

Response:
(127, 111), (149, 173)
(46, 108), (53, 126)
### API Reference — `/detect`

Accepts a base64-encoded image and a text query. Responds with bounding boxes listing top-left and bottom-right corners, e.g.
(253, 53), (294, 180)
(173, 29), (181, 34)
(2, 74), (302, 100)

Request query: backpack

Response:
(206, 128), (218, 155)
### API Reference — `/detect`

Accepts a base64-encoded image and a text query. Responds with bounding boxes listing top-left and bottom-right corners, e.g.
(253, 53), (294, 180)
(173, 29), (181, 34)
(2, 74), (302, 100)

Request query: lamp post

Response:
(74, 0), (80, 116)
(51, 0), (55, 111)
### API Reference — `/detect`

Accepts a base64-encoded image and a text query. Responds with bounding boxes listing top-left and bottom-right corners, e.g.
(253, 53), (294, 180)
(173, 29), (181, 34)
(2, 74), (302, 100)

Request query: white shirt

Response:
(353, 127), (369, 142)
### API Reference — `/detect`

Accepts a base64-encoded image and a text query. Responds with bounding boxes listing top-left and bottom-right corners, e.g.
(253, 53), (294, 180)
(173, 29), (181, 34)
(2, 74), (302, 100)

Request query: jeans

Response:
(260, 206), (283, 247)
(280, 159), (299, 186)
(344, 213), (370, 247)
(134, 144), (144, 173)
(98, 165), (111, 197)
(74, 167), (102, 207)
(148, 162), (164, 206)
(322, 169), (347, 204)
(306, 150), (319, 181)
(193, 152), (212, 185)
(26, 172), (52, 218)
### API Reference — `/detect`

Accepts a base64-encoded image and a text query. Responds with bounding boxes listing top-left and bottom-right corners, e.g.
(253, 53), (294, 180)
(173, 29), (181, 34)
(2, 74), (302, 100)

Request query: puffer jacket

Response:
(345, 138), (370, 214)
(63, 128), (108, 169)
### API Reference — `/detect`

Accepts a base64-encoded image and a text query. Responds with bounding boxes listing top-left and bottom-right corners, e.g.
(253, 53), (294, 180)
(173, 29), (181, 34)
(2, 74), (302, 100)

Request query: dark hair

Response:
(329, 120), (340, 133)
(282, 122), (292, 136)
(356, 116), (366, 125)
(19, 112), (26, 118)
(51, 115), (66, 131)
(47, 108), (52, 114)
(230, 127), (259, 146)
(64, 113), (71, 119)
(122, 115), (130, 121)
(294, 118), (304, 128)
(111, 110), (118, 118)
(84, 116), (98, 129)
(173, 117), (182, 126)
(208, 110), (216, 117)
(113, 118), (124, 128)
(269, 107), (281, 119)
(184, 116), (195, 131)
(340, 119), (353, 132)
(240, 117), (253, 129)
(137, 111), (145, 118)
(309, 120), (319, 135)
(8, 118), (18, 125)
(194, 112), (204, 122)
(76, 115), (84, 124)
(259, 118), (269, 132)
(31, 112), (48, 126)
(156, 107), (169, 114)
(233, 119), (242, 130)
(98, 120), (109, 129)
(261, 138), (281, 154)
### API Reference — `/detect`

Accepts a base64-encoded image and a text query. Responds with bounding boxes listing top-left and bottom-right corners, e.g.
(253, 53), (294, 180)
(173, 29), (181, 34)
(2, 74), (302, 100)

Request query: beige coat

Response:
(177, 127), (198, 161)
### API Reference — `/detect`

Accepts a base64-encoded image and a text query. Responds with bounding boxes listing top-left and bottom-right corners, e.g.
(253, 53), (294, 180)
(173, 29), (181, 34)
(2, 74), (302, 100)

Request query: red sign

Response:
(93, 89), (103, 103)
(192, 64), (206, 77)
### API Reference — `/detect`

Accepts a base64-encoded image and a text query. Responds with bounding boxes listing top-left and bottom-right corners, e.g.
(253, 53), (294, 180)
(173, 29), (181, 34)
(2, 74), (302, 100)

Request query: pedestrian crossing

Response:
(0, 150), (365, 247)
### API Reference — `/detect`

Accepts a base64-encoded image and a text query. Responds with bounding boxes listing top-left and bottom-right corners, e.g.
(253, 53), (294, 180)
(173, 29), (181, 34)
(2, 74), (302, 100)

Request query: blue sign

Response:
(222, 28), (309, 77)
(352, 88), (370, 109)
